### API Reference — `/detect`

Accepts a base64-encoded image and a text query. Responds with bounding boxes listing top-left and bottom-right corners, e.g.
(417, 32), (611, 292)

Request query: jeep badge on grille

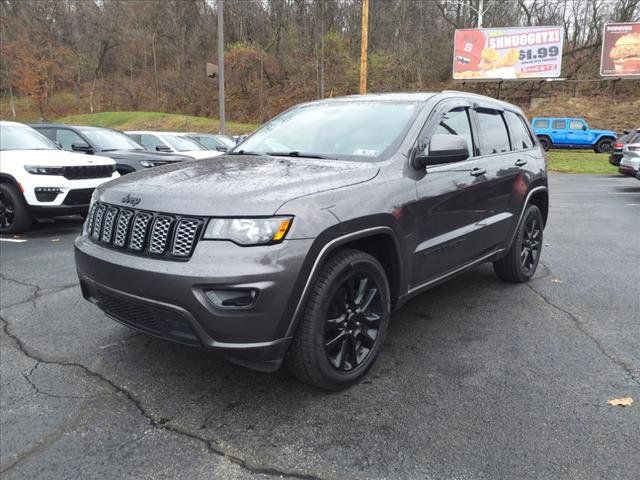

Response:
(121, 193), (141, 206)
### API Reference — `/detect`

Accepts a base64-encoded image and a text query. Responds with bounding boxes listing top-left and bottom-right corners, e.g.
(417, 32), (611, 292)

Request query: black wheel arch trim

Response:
(506, 185), (548, 251)
(281, 220), (405, 340)
(0, 173), (20, 188)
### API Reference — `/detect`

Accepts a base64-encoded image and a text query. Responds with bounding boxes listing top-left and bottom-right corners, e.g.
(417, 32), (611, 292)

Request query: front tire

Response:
(0, 183), (32, 234)
(285, 249), (390, 390)
(595, 138), (613, 154)
(493, 205), (543, 283)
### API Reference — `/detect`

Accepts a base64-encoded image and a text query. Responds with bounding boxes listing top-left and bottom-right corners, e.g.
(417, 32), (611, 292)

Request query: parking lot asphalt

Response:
(1, 173), (638, 480)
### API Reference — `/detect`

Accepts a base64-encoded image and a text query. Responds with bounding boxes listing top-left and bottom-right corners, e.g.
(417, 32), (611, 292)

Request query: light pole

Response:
(217, 0), (225, 134)
(447, 0), (488, 28)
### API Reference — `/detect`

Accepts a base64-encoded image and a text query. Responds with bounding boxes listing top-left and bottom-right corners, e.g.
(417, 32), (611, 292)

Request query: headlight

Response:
(140, 160), (168, 168)
(203, 217), (292, 245)
(25, 165), (64, 175)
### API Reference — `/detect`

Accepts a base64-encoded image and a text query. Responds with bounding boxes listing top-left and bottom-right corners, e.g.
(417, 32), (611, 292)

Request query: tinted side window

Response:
(476, 109), (510, 155)
(552, 119), (566, 129)
(505, 111), (534, 150)
(139, 134), (164, 150)
(33, 127), (55, 140)
(534, 119), (549, 128)
(433, 107), (474, 157)
(56, 129), (84, 150)
(569, 120), (585, 130)
(127, 134), (141, 144)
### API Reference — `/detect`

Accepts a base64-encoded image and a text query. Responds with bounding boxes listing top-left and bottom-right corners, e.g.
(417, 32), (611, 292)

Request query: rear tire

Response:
(493, 205), (543, 283)
(538, 136), (551, 151)
(285, 249), (390, 390)
(0, 183), (32, 234)
(595, 138), (613, 154)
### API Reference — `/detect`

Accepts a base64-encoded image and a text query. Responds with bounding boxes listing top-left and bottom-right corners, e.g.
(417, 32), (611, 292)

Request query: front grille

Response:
(63, 188), (95, 206)
(63, 165), (115, 180)
(87, 202), (203, 259)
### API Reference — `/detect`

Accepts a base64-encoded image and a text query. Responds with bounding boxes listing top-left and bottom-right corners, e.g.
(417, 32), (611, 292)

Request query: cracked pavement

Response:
(1, 174), (638, 479)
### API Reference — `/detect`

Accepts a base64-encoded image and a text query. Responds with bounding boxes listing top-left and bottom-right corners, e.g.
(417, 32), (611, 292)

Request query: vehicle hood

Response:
(592, 129), (617, 136)
(96, 155), (379, 216)
(3, 149), (115, 166)
(97, 150), (192, 162)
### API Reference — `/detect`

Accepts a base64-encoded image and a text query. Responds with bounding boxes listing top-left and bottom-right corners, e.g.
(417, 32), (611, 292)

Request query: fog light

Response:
(204, 288), (258, 309)
(34, 187), (62, 202)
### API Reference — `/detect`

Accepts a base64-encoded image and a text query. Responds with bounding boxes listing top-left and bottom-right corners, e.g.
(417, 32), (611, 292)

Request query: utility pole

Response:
(477, 0), (484, 28)
(217, 0), (225, 134)
(359, 0), (369, 95)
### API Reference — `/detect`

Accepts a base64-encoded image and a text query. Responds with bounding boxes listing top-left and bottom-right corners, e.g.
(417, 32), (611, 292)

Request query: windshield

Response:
(0, 124), (58, 151)
(234, 101), (421, 161)
(164, 135), (205, 151)
(193, 134), (235, 150)
(80, 129), (143, 151)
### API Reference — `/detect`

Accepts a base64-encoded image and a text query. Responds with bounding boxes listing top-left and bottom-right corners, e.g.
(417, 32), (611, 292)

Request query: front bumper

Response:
(75, 234), (314, 371)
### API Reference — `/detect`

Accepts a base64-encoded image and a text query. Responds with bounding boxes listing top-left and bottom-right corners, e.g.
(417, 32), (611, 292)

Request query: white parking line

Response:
(0, 238), (27, 243)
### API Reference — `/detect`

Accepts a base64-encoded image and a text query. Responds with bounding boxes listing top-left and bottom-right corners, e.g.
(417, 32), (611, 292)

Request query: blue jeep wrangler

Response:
(532, 117), (616, 153)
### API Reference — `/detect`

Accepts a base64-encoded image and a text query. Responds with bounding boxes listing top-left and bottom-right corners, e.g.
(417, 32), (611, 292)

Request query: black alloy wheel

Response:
(286, 249), (390, 390)
(0, 189), (16, 230)
(520, 211), (542, 275)
(324, 273), (383, 372)
(493, 204), (544, 283)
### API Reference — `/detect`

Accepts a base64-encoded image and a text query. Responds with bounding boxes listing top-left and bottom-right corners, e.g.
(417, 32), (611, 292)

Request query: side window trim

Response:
(472, 106), (512, 156)
(415, 99), (478, 162)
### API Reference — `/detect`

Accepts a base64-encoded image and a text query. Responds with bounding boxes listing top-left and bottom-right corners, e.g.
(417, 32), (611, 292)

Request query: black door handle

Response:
(470, 168), (486, 177)
(515, 159), (527, 167)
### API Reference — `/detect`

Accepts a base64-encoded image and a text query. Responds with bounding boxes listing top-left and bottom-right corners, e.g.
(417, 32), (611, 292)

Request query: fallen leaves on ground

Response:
(607, 397), (633, 407)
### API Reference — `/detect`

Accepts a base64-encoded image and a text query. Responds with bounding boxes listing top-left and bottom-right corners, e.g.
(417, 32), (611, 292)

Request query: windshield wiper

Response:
(267, 151), (334, 159)
(228, 149), (267, 156)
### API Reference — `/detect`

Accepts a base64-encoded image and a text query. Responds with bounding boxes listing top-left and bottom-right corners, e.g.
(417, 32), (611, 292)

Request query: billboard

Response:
(453, 26), (564, 80)
(600, 22), (640, 77)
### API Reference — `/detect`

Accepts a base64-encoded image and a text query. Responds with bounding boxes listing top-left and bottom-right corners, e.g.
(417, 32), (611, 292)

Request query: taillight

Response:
(614, 143), (623, 149)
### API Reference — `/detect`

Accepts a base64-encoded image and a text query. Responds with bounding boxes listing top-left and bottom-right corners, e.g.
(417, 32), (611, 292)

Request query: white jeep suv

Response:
(0, 121), (119, 233)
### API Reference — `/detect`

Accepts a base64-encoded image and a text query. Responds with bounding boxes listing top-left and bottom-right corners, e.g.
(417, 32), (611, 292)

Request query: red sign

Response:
(453, 26), (564, 80)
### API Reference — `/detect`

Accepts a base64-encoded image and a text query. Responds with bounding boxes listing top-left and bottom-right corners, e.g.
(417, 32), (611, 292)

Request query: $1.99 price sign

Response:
(453, 26), (564, 80)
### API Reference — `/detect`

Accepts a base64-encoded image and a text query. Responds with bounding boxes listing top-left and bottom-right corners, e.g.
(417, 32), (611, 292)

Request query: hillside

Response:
(55, 111), (258, 136)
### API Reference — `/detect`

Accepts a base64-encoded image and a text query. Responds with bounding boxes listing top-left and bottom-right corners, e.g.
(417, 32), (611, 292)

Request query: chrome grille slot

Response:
(113, 210), (133, 247)
(92, 204), (106, 239)
(172, 219), (201, 257)
(86, 202), (98, 233)
(128, 213), (152, 251)
(148, 216), (173, 255)
(101, 207), (118, 243)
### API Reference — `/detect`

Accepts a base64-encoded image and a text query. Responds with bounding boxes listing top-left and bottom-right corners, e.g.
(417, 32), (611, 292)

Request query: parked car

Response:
(30, 124), (193, 175)
(0, 121), (118, 233)
(610, 129), (639, 166)
(75, 92), (548, 389)
(531, 117), (616, 153)
(618, 131), (640, 176)
(184, 133), (235, 152)
(125, 131), (223, 159)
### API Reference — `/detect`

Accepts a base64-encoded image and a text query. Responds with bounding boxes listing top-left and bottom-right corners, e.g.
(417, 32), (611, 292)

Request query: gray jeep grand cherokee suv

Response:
(75, 92), (548, 389)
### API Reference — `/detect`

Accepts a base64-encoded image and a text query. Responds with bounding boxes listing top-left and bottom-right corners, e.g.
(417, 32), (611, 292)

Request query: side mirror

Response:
(582, 125), (587, 131)
(156, 145), (172, 152)
(71, 142), (93, 153)
(216, 145), (228, 152)
(414, 134), (469, 169)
